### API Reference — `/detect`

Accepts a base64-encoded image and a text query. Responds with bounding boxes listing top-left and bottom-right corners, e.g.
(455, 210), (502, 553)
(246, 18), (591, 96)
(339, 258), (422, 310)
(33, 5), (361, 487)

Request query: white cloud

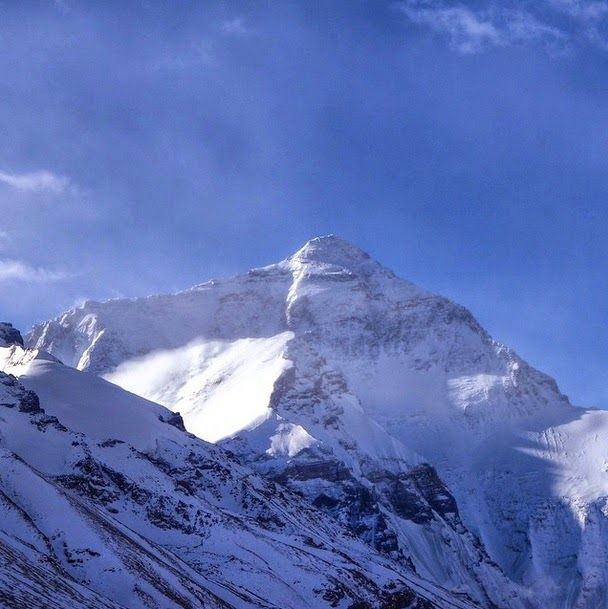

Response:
(0, 170), (71, 194)
(0, 259), (69, 283)
(399, 1), (566, 53)
(401, 3), (502, 53)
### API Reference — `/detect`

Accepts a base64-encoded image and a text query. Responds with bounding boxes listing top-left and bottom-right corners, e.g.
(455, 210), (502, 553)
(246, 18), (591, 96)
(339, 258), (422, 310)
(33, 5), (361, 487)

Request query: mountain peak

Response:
(289, 235), (374, 270)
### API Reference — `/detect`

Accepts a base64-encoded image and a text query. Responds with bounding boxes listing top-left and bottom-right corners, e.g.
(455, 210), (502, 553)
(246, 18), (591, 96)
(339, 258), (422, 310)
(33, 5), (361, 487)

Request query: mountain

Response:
(28, 235), (608, 609)
(0, 326), (471, 609)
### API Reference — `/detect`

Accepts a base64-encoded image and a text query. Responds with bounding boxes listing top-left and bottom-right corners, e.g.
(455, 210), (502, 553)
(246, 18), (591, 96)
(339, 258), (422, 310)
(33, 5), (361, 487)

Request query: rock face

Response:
(28, 235), (608, 609)
(0, 321), (24, 347)
(0, 343), (465, 609)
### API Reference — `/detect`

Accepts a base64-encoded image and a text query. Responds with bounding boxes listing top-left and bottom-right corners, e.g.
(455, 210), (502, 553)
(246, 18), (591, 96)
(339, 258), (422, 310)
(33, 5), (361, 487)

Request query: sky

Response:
(0, 0), (606, 407)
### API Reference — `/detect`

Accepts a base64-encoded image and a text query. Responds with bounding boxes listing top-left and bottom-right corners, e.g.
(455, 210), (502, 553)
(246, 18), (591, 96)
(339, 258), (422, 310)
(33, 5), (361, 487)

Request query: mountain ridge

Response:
(26, 236), (608, 609)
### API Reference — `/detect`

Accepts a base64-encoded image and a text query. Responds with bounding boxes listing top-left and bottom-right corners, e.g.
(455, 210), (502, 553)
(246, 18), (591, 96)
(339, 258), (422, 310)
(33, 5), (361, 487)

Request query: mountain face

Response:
(0, 330), (466, 609)
(28, 235), (608, 609)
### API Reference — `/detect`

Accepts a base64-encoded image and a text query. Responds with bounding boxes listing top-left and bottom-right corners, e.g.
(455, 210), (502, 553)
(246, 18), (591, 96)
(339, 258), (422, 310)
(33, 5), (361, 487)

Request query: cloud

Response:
(220, 17), (252, 37)
(151, 17), (253, 73)
(549, 0), (608, 48)
(0, 170), (72, 194)
(549, 0), (608, 20)
(151, 40), (215, 72)
(53, 0), (71, 13)
(0, 259), (69, 283)
(399, 1), (566, 53)
(400, 3), (502, 53)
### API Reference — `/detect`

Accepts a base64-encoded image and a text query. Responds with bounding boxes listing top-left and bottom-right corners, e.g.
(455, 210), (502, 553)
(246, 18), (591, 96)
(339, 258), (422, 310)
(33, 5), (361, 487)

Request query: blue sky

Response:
(0, 0), (606, 407)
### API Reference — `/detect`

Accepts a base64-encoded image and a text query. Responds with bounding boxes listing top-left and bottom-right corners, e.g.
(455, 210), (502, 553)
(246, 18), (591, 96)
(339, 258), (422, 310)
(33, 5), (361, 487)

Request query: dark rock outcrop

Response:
(0, 322), (24, 347)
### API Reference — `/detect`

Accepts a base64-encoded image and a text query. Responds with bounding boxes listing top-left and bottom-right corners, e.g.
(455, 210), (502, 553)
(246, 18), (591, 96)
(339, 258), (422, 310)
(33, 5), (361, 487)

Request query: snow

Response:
(266, 422), (317, 457)
(26, 235), (608, 609)
(0, 344), (177, 451)
(104, 332), (294, 442)
(0, 348), (470, 609)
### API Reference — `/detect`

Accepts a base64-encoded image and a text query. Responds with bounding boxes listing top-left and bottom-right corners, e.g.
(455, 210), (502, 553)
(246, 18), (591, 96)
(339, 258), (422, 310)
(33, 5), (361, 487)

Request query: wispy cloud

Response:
(151, 40), (215, 72)
(220, 17), (252, 37)
(398, 1), (578, 54)
(151, 17), (253, 73)
(0, 259), (69, 283)
(0, 170), (72, 194)
(549, 0), (608, 20)
(400, 3), (502, 53)
(549, 0), (608, 48)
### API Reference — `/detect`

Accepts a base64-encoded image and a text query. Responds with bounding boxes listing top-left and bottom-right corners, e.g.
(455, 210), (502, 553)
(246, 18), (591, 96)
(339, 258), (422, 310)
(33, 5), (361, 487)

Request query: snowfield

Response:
(105, 332), (294, 442)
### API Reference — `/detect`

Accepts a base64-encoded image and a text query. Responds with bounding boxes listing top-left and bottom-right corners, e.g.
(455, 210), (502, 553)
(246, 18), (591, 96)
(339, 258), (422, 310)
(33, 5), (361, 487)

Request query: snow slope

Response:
(0, 337), (471, 609)
(106, 332), (294, 442)
(28, 235), (608, 609)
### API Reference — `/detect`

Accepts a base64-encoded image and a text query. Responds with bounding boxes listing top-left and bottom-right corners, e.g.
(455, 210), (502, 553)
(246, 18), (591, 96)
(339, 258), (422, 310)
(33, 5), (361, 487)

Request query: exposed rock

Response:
(0, 322), (24, 347)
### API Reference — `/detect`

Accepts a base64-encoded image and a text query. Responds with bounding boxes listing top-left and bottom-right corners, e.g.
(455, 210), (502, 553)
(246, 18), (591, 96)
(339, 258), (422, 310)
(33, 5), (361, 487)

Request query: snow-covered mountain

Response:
(0, 326), (469, 609)
(28, 235), (608, 609)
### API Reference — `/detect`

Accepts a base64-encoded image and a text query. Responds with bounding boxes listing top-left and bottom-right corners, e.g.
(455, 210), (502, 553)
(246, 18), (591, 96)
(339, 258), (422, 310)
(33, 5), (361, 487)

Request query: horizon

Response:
(0, 1), (606, 409)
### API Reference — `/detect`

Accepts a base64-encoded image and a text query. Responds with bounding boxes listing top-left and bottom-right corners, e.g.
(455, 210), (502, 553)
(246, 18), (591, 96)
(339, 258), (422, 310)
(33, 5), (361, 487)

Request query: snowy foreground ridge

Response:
(0, 331), (464, 609)
(8, 234), (608, 609)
